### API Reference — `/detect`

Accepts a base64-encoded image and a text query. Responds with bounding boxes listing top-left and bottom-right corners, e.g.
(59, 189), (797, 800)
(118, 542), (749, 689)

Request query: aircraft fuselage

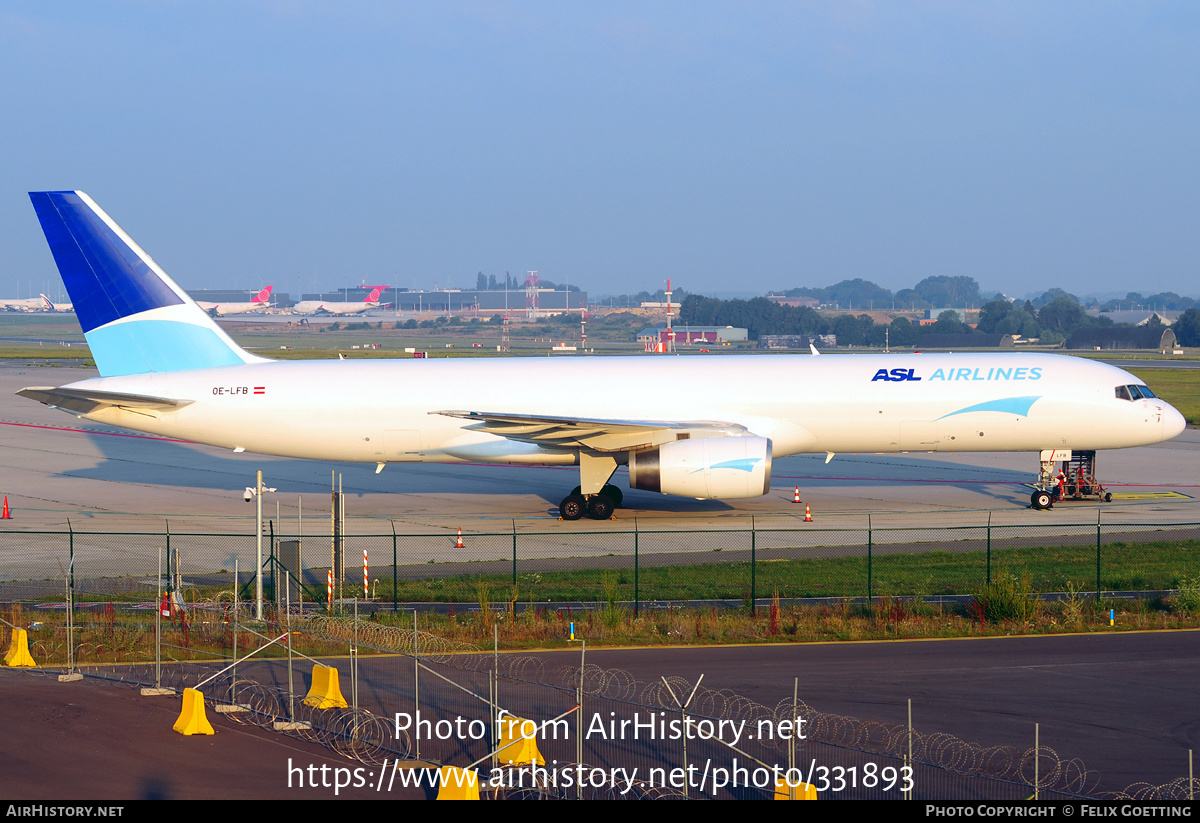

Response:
(55, 352), (1184, 466)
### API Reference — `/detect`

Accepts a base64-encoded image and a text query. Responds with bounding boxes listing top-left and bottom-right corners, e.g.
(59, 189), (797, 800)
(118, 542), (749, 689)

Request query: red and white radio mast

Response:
(665, 278), (675, 353)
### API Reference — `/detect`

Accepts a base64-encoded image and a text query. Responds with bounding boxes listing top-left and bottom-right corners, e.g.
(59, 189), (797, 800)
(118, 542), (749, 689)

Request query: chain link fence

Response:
(2, 518), (1197, 611)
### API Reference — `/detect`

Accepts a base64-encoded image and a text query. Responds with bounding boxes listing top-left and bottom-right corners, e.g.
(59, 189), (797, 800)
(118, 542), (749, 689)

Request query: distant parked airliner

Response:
(196, 285), (273, 316)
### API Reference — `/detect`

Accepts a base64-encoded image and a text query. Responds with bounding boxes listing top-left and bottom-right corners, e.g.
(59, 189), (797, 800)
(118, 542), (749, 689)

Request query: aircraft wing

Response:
(433, 410), (749, 452)
(17, 387), (194, 416)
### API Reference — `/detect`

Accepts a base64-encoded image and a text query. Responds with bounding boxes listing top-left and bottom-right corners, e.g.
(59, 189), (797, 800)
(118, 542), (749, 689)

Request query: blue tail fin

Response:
(28, 191), (265, 377)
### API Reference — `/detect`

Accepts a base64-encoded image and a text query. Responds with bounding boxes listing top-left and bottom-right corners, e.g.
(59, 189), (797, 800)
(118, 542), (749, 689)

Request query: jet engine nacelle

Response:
(628, 436), (773, 499)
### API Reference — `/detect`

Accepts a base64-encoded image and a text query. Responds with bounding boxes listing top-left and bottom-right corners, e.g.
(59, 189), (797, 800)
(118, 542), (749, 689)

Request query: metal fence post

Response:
(1096, 510), (1102, 602)
(867, 514), (874, 611)
(155, 546), (162, 689)
(512, 519), (517, 585)
(634, 519), (640, 618)
(269, 519), (276, 608)
(165, 520), (172, 597)
(68, 521), (76, 676)
(986, 512), (992, 587)
(67, 519), (75, 596)
(391, 521), (398, 612)
(750, 517), (757, 616)
(413, 609), (420, 762)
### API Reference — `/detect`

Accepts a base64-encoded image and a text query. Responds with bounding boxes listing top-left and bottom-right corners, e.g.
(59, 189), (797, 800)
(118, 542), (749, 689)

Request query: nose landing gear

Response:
(1031, 489), (1054, 510)
(1031, 449), (1111, 509)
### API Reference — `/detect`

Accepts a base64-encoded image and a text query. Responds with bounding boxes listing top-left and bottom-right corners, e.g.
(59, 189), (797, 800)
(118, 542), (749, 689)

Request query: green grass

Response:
(365, 539), (1200, 604)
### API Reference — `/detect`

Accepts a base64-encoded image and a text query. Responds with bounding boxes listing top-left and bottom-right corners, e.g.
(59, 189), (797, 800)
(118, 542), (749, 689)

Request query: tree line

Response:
(679, 292), (1200, 347)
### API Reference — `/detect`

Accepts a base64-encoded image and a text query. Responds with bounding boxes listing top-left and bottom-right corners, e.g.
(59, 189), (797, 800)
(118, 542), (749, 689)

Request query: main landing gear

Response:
(560, 484), (623, 521)
(560, 451), (625, 521)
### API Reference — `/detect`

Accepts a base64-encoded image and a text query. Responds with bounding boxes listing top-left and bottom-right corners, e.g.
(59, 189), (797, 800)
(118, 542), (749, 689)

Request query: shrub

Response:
(972, 570), (1042, 623)
(1171, 576), (1200, 614)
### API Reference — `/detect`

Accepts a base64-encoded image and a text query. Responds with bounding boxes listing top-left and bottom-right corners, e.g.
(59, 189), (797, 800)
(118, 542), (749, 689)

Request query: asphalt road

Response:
(2, 630), (1196, 800)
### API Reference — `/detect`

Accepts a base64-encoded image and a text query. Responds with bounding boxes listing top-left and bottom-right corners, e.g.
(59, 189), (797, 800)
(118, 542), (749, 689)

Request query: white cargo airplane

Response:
(292, 286), (388, 316)
(20, 192), (1187, 519)
(40, 294), (73, 312)
(0, 295), (50, 311)
(196, 285), (273, 316)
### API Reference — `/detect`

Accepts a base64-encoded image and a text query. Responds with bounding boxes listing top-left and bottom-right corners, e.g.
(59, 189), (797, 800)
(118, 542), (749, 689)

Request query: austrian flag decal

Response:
(254, 387), (266, 395)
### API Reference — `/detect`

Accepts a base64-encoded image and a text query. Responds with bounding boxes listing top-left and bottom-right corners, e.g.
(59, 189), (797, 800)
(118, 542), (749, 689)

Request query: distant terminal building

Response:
(1066, 327), (1177, 352)
(187, 289), (289, 306)
(373, 288), (586, 314)
(758, 334), (837, 350)
(637, 326), (748, 346)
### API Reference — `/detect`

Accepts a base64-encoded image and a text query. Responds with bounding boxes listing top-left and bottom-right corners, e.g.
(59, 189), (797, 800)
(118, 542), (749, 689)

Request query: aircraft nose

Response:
(1163, 403), (1187, 440)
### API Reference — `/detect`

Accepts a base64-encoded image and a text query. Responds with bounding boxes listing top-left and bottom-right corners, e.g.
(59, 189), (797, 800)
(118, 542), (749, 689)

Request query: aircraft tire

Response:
(599, 484), (623, 508)
(1031, 490), (1053, 510)
(560, 494), (586, 521)
(586, 495), (615, 521)
(572, 485), (623, 508)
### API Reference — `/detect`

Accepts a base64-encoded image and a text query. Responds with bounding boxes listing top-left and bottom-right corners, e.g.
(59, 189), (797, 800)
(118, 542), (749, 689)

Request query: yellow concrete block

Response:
(173, 687), (215, 735)
(774, 778), (818, 800)
(3, 628), (36, 667)
(303, 664), (348, 709)
(495, 716), (545, 767)
(436, 767), (480, 800)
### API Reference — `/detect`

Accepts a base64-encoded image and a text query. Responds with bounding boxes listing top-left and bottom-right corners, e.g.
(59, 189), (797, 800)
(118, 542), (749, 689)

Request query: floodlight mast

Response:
(248, 471), (277, 620)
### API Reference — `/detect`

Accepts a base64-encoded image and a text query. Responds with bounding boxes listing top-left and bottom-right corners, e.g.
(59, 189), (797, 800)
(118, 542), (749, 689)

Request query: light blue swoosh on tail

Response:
(88, 319), (249, 376)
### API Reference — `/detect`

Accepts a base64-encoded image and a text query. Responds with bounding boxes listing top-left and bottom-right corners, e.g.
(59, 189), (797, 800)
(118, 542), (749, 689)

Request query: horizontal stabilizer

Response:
(18, 386), (194, 416)
(433, 410), (748, 452)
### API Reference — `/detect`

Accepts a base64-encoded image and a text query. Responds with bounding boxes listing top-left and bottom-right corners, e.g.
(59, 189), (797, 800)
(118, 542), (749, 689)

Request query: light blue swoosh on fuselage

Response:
(936, 396), (1042, 420)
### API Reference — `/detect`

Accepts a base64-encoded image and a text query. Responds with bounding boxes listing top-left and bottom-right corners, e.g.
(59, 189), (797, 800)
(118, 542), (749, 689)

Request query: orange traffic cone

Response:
(455, 528), (465, 549)
(804, 504), (813, 523)
(792, 487), (801, 504)
(1, 496), (9, 519)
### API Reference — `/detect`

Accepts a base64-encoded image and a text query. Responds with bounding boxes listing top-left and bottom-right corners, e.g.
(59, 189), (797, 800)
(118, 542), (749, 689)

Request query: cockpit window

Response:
(1116, 384), (1156, 401)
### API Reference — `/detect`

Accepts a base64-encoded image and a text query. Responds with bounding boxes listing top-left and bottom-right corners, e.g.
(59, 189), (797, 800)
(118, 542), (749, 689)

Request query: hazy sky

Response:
(2, 2), (1198, 302)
